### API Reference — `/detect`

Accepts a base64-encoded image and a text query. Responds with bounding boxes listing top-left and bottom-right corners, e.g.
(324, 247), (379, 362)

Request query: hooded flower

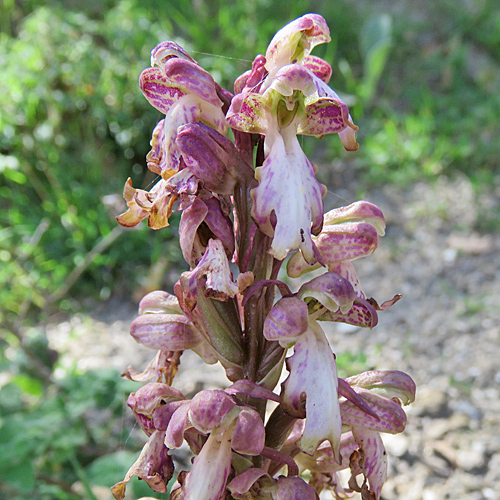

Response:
(129, 290), (219, 366)
(140, 43), (226, 175)
(227, 14), (357, 263)
(292, 370), (415, 500)
(227, 63), (352, 263)
(287, 201), (385, 280)
(117, 41), (229, 230)
(166, 389), (266, 500)
(263, 272), (361, 460)
(287, 201), (393, 312)
(111, 382), (187, 500)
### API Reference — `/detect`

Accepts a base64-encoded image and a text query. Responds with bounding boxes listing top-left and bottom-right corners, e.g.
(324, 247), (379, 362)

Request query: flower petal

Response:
(346, 370), (416, 405)
(263, 296), (309, 347)
(251, 127), (326, 262)
(111, 430), (173, 500)
(226, 91), (272, 134)
(231, 407), (265, 455)
(130, 313), (204, 351)
(323, 201), (386, 236)
(265, 14), (330, 78)
(281, 320), (342, 460)
(162, 58), (223, 108)
(150, 40), (196, 68)
(340, 387), (407, 434)
(351, 427), (387, 500)
(189, 389), (237, 433)
(318, 295), (379, 328)
(177, 122), (239, 195)
(298, 97), (350, 136)
(302, 54), (332, 83)
(287, 222), (379, 277)
(140, 67), (187, 114)
(182, 238), (239, 304)
(298, 272), (357, 315)
(138, 290), (183, 315)
(184, 426), (234, 500)
(227, 468), (272, 499)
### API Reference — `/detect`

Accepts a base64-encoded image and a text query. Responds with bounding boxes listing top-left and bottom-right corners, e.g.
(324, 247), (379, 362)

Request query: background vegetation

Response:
(1, 0), (499, 498)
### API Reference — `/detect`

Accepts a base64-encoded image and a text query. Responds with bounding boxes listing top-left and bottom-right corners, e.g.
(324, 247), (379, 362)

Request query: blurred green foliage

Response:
(1, 0), (500, 498)
(0, 345), (154, 499)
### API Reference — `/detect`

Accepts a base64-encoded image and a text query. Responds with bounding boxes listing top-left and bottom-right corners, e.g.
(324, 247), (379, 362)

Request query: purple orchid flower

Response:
(166, 389), (266, 500)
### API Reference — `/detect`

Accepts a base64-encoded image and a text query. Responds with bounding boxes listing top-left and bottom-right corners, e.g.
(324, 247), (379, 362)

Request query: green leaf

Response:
(11, 373), (44, 397)
(359, 14), (392, 102)
(0, 460), (35, 492)
(86, 450), (139, 487)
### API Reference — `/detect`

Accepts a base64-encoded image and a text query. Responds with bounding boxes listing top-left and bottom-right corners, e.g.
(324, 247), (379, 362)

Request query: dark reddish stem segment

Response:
(260, 446), (299, 477)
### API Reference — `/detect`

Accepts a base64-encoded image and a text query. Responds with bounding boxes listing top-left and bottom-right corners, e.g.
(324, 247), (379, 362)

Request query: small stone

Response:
(413, 386), (449, 417)
(384, 433), (409, 457)
(456, 441), (486, 472)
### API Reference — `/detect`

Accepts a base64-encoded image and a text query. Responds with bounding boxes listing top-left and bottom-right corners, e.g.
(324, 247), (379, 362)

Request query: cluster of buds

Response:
(113, 14), (415, 500)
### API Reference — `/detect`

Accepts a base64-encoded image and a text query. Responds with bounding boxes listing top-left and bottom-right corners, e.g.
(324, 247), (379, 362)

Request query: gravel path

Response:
(46, 173), (500, 500)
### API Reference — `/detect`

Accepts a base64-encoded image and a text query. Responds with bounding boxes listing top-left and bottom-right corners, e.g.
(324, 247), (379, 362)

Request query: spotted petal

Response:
(265, 14), (330, 81)
(252, 127), (326, 262)
(281, 320), (342, 460)
(351, 427), (387, 500)
(130, 313), (204, 351)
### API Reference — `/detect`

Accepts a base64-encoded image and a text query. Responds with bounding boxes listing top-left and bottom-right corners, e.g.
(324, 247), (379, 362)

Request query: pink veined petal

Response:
(267, 63), (317, 98)
(140, 67), (187, 114)
(318, 296), (379, 328)
(231, 407), (266, 455)
(203, 197), (235, 259)
(351, 427), (388, 500)
(176, 122), (239, 195)
(323, 201), (386, 236)
(164, 402), (191, 449)
(163, 94), (225, 173)
(302, 54), (332, 83)
(340, 387), (407, 434)
(281, 320), (342, 461)
(263, 295), (309, 346)
(298, 97), (350, 136)
(189, 389), (237, 434)
(346, 370), (416, 405)
(251, 126), (326, 263)
(329, 261), (366, 299)
(312, 75), (359, 150)
(162, 58), (223, 108)
(298, 271), (357, 315)
(234, 54), (267, 94)
(265, 14), (330, 81)
(184, 426), (234, 500)
(150, 40), (196, 68)
(138, 291), (182, 315)
(226, 91), (272, 134)
(130, 313), (203, 351)
(274, 475), (319, 500)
